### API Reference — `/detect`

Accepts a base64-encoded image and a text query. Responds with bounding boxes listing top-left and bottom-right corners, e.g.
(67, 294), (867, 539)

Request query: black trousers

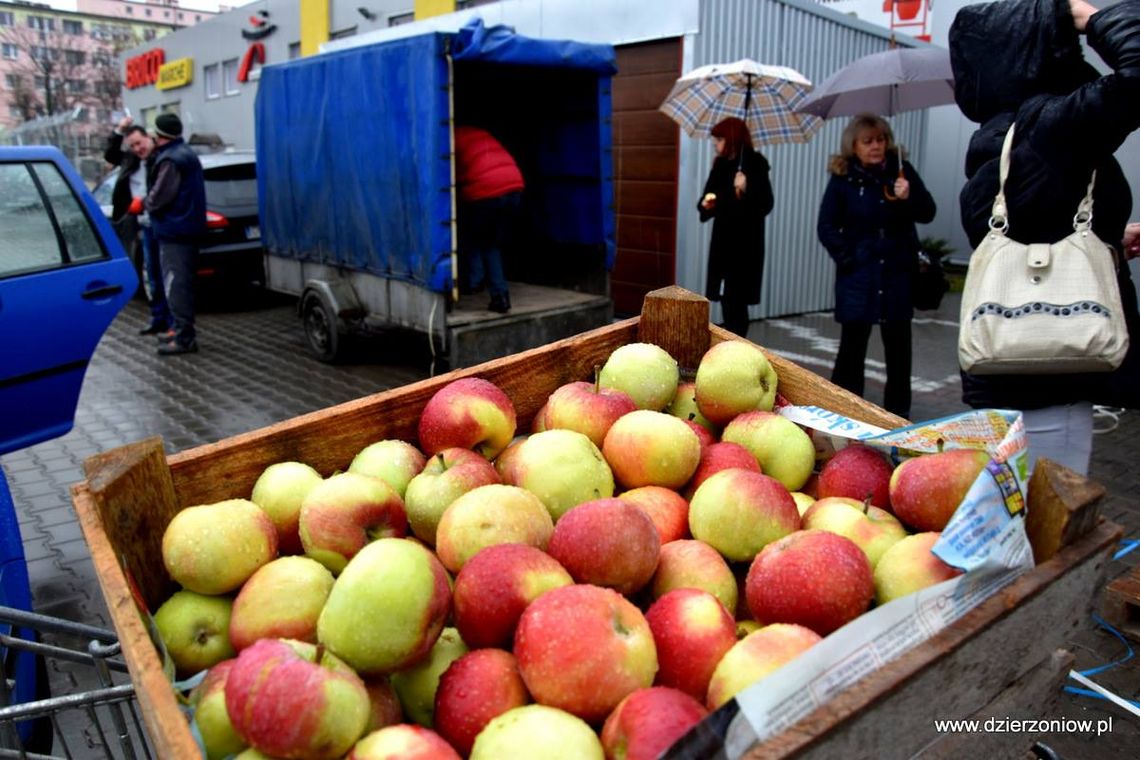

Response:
(831, 320), (912, 419)
(721, 297), (751, 338)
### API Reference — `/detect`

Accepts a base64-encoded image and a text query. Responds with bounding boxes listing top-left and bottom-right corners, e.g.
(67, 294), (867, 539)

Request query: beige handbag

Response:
(958, 124), (1129, 375)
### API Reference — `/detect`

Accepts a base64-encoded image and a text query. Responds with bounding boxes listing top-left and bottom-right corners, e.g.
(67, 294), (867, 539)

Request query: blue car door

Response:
(0, 148), (136, 455)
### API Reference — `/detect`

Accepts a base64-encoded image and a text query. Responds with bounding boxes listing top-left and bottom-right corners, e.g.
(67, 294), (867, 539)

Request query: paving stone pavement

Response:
(1, 289), (1136, 757)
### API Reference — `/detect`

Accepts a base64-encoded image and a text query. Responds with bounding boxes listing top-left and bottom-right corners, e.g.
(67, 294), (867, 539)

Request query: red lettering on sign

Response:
(125, 49), (166, 89)
(237, 42), (264, 83)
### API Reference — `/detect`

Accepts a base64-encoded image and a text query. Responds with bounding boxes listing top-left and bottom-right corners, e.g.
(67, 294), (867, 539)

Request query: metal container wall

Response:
(678, 0), (929, 320)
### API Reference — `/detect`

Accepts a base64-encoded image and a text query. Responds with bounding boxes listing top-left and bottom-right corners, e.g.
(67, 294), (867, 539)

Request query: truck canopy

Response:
(255, 19), (616, 293)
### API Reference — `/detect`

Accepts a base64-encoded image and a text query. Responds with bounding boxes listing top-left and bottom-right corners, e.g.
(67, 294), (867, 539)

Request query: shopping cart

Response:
(0, 605), (153, 759)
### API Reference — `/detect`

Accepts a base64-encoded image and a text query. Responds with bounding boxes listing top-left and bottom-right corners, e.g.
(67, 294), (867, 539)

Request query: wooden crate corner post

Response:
(1025, 457), (1107, 564)
(637, 286), (710, 373)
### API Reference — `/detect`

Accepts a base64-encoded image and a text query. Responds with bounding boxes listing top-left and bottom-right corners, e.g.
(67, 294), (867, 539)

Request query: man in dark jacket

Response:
(105, 118), (170, 334)
(950, 0), (1140, 473)
(133, 113), (206, 355)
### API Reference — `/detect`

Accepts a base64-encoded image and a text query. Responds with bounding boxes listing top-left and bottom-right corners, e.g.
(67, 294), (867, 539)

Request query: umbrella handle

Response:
(884, 146), (905, 201)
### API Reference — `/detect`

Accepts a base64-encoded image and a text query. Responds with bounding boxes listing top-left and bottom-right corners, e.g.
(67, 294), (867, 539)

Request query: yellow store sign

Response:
(156, 58), (193, 91)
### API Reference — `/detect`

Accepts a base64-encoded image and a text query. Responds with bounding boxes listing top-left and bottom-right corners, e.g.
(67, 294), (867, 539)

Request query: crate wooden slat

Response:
(70, 286), (1115, 759)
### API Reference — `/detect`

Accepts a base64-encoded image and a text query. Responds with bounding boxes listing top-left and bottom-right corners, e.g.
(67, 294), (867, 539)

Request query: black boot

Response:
(488, 294), (510, 314)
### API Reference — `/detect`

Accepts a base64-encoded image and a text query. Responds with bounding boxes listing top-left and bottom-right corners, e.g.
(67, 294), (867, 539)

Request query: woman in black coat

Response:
(698, 117), (775, 337)
(817, 114), (936, 419)
(950, 0), (1140, 474)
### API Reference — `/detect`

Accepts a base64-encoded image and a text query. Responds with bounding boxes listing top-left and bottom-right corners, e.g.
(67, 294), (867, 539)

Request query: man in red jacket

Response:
(455, 126), (525, 313)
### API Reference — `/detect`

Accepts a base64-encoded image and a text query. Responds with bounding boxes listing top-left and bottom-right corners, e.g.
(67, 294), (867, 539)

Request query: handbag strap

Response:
(988, 123), (1097, 235)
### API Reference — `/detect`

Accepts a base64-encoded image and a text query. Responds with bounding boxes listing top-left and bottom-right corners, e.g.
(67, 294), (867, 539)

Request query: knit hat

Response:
(154, 113), (183, 139)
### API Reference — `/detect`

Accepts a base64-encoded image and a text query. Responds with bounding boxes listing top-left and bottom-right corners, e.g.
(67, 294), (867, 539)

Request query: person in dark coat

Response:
(698, 117), (775, 338)
(950, 0), (1140, 474)
(104, 118), (170, 335)
(817, 114), (936, 419)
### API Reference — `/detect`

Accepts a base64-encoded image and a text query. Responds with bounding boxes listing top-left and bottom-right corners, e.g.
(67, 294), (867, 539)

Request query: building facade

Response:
(0, 0), (216, 178)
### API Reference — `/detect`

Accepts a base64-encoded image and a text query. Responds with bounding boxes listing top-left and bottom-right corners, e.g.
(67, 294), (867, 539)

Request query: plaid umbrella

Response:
(659, 59), (823, 146)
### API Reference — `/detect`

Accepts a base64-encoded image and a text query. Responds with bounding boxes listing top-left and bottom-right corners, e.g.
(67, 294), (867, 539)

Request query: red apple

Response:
(299, 472), (408, 575)
(684, 441), (762, 499)
(600, 687), (708, 760)
(745, 529), (874, 636)
(817, 444), (894, 508)
(452, 543), (573, 648)
(617, 486), (690, 544)
(363, 676), (404, 732)
(225, 638), (371, 760)
(513, 584), (658, 723)
(688, 469), (800, 562)
(493, 436), (527, 481)
(190, 660), (247, 760)
(645, 589), (737, 701)
(650, 539), (738, 616)
(547, 498), (660, 595)
(403, 448), (500, 545)
(873, 532), (964, 605)
(417, 377), (517, 459)
(889, 449), (990, 532)
(433, 649), (530, 757)
(347, 725), (460, 760)
(229, 556), (335, 651)
(706, 624), (821, 708)
(542, 379), (638, 448)
(685, 419), (717, 452)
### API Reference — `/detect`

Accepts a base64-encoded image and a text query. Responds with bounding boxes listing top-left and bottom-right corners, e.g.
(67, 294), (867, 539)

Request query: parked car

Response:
(0, 146), (136, 750)
(91, 149), (264, 291)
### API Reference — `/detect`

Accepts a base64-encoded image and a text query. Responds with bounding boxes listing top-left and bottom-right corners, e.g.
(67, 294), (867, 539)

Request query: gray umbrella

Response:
(796, 46), (954, 118)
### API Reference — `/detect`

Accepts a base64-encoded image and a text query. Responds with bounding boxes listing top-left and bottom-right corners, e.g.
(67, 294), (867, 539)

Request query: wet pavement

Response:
(1, 287), (1136, 757)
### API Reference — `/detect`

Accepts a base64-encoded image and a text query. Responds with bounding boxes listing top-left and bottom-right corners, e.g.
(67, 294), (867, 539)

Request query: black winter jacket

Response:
(951, 0), (1140, 410)
(698, 148), (774, 305)
(103, 131), (144, 223)
(817, 154), (936, 324)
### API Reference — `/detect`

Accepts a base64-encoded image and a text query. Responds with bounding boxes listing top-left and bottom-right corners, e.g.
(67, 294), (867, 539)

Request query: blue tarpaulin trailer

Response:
(254, 19), (617, 366)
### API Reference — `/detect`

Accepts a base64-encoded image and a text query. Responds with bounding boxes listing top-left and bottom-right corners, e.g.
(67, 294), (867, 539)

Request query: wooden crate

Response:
(70, 287), (1120, 759)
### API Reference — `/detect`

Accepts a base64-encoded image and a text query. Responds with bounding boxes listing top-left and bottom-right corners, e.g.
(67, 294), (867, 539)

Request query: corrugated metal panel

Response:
(679, 0), (930, 320)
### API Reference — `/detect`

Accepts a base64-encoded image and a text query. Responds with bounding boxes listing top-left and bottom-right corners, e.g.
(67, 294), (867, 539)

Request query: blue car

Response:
(0, 147), (136, 747)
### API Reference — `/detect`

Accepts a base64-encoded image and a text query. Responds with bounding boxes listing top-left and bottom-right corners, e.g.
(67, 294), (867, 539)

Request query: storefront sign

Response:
(156, 58), (194, 91)
(125, 49), (165, 90)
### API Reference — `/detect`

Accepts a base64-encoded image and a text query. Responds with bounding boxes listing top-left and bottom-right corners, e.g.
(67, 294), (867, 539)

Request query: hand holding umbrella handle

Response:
(883, 145), (908, 201)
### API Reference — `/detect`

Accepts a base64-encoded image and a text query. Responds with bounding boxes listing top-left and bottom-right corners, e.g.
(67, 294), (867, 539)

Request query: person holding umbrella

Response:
(816, 114), (936, 419)
(697, 117), (775, 337)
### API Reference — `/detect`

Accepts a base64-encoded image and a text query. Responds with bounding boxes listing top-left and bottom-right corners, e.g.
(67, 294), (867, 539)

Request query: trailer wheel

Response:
(302, 292), (340, 362)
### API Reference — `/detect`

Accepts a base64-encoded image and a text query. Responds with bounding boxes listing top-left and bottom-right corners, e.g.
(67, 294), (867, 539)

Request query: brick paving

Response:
(1, 289), (1136, 757)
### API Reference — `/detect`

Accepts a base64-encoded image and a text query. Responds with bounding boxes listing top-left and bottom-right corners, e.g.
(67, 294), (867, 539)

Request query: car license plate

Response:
(246, 225), (260, 239)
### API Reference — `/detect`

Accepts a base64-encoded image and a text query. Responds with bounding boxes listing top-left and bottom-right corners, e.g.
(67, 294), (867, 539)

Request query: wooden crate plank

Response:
(1025, 458), (1107, 563)
(742, 521), (1121, 759)
(1103, 566), (1140, 642)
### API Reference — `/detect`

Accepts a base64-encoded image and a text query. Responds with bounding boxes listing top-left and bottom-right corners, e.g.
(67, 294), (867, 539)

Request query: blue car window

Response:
(34, 162), (106, 264)
(0, 163), (59, 277)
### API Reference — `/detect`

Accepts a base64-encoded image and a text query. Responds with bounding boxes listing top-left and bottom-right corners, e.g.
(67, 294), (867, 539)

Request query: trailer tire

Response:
(301, 291), (340, 362)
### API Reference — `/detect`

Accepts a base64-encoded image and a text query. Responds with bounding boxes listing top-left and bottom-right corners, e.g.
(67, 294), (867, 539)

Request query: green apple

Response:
(250, 461), (324, 555)
(348, 439), (428, 499)
(504, 429), (614, 521)
(790, 491), (816, 516)
(189, 660), (246, 760)
(470, 704), (604, 760)
(602, 410), (701, 490)
(666, 381), (717, 433)
(162, 499), (278, 595)
(434, 484), (555, 573)
(598, 342), (680, 411)
(722, 411), (815, 491)
(688, 469), (800, 562)
(228, 556), (335, 651)
(153, 590), (235, 677)
(404, 448), (500, 545)
(873, 532), (964, 605)
(349, 724), (461, 759)
(802, 496), (908, 569)
(695, 340), (778, 425)
(318, 538), (452, 675)
(390, 627), (468, 727)
(706, 623), (821, 709)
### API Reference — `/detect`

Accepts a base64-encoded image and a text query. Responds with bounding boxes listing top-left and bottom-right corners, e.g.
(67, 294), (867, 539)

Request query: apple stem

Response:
(936, 438), (945, 454)
(862, 496), (872, 514)
(436, 452), (446, 468)
(593, 365), (601, 394)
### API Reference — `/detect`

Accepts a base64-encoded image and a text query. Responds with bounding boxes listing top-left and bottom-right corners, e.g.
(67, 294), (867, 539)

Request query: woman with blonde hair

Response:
(817, 113), (936, 418)
(698, 117), (775, 337)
